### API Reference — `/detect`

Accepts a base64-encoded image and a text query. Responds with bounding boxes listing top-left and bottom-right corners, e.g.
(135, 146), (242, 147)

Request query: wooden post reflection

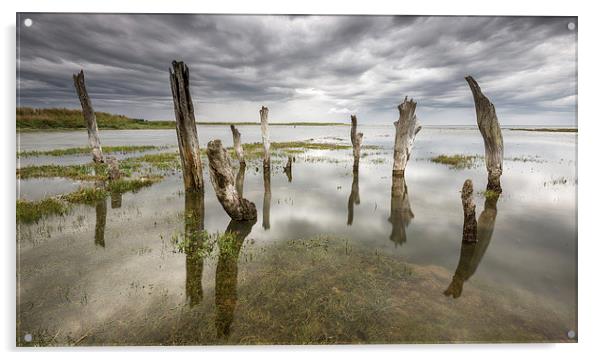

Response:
(262, 166), (271, 230)
(347, 169), (360, 225)
(388, 174), (414, 246)
(184, 190), (205, 307)
(110, 191), (122, 209)
(444, 193), (500, 298)
(215, 219), (256, 339)
(94, 198), (107, 247)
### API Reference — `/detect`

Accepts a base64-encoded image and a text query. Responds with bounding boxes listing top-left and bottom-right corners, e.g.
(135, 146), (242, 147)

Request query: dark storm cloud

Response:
(17, 14), (577, 124)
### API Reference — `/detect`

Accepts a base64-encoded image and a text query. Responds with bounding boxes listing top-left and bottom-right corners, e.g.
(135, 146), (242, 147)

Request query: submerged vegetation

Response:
(430, 154), (480, 169)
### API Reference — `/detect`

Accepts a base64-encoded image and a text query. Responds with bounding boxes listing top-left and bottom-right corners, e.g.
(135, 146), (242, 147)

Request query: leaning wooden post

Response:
(73, 70), (104, 163)
(169, 61), (204, 192)
(461, 179), (477, 243)
(350, 115), (363, 172)
(260, 106), (270, 169)
(465, 76), (504, 193)
(392, 97), (422, 176)
(206, 140), (257, 221)
(230, 125), (245, 166)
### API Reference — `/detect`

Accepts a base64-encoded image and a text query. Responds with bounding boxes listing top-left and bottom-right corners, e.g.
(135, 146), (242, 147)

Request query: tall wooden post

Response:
(392, 97), (421, 176)
(206, 140), (257, 221)
(350, 115), (363, 172)
(169, 61), (204, 192)
(465, 76), (504, 193)
(230, 125), (245, 165)
(73, 70), (104, 163)
(260, 106), (270, 168)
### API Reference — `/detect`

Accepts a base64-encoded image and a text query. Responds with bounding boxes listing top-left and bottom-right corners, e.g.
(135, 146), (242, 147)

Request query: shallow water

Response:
(16, 126), (577, 345)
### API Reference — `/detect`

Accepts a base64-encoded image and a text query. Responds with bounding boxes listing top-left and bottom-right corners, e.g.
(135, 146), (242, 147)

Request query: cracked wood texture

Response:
(230, 125), (245, 165)
(73, 70), (104, 163)
(207, 139), (257, 221)
(393, 97), (422, 176)
(461, 179), (477, 243)
(465, 76), (504, 192)
(170, 61), (204, 192)
(260, 106), (270, 168)
(350, 115), (364, 172)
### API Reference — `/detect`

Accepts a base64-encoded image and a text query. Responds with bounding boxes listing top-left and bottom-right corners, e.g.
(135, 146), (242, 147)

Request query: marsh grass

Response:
(16, 198), (70, 224)
(17, 145), (162, 158)
(430, 154), (480, 169)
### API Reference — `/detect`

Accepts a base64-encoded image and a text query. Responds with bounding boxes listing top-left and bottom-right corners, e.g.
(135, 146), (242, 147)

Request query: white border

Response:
(3, 0), (601, 359)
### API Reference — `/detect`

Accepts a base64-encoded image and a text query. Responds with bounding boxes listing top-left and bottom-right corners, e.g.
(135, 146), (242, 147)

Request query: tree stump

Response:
(206, 140), (257, 221)
(350, 115), (364, 172)
(262, 167), (271, 230)
(284, 156), (293, 182)
(461, 179), (477, 243)
(169, 61), (204, 192)
(465, 76), (504, 193)
(389, 175), (414, 246)
(393, 97), (422, 176)
(260, 106), (270, 169)
(106, 156), (121, 181)
(347, 168), (360, 225)
(215, 218), (256, 338)
(73, 70), (104, 163)
(230, 125), (245, 165)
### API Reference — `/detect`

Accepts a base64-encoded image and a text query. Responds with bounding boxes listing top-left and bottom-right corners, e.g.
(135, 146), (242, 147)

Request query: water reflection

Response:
(94, 198), (107, 247)
(388, 175), (414, 246)
(445, 194), (500, 298)
(263, 167), (271, 230)
(215, 219), (256, 339)
(284, 156), (293, 182)
(110, 191), (122, 209)
(184, 190), (206, 307)
(347, 169), (360, 225)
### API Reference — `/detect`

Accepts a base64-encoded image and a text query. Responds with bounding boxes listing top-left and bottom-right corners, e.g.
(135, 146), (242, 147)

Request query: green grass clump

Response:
(16, 198), (70, 224)
(124, 152), (180, 171)
(62, 187), (108, 205)
(431, 154), (479, 169)
(106, 178), (160, 193)
(17, 145), (160, 158)
(17, 163), (107, 181)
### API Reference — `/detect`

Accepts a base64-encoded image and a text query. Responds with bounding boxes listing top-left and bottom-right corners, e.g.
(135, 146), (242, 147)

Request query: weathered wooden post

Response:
(465, 76), (504, 193)
(215, 218), (255, 338)
(392, 97), (422, 176)
(169, 61), (204, 192)
(347, 169), (360, 225)
(461, 179), (477, 243)
(206, 140), (257, 220)
(284, 156), (293, 182)
(73, 70), (104, 163)
(230, 125), (245, 166)
(184, 190), (205, 306)
(260, 106), (270, 169)
(389, 175), (414, 246)
(350, 115), (363, 172)
(106, 156), (121, 181)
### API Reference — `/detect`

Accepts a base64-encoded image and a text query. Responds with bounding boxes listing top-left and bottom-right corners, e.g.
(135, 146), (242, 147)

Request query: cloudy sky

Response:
(17, 14), (577, 125)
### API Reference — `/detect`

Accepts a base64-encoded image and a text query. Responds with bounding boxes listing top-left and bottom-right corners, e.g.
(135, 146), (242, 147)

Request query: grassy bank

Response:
(509, 128), (577, 133)
(17, 145), (163, 158)
(17, 108), (347, 130)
